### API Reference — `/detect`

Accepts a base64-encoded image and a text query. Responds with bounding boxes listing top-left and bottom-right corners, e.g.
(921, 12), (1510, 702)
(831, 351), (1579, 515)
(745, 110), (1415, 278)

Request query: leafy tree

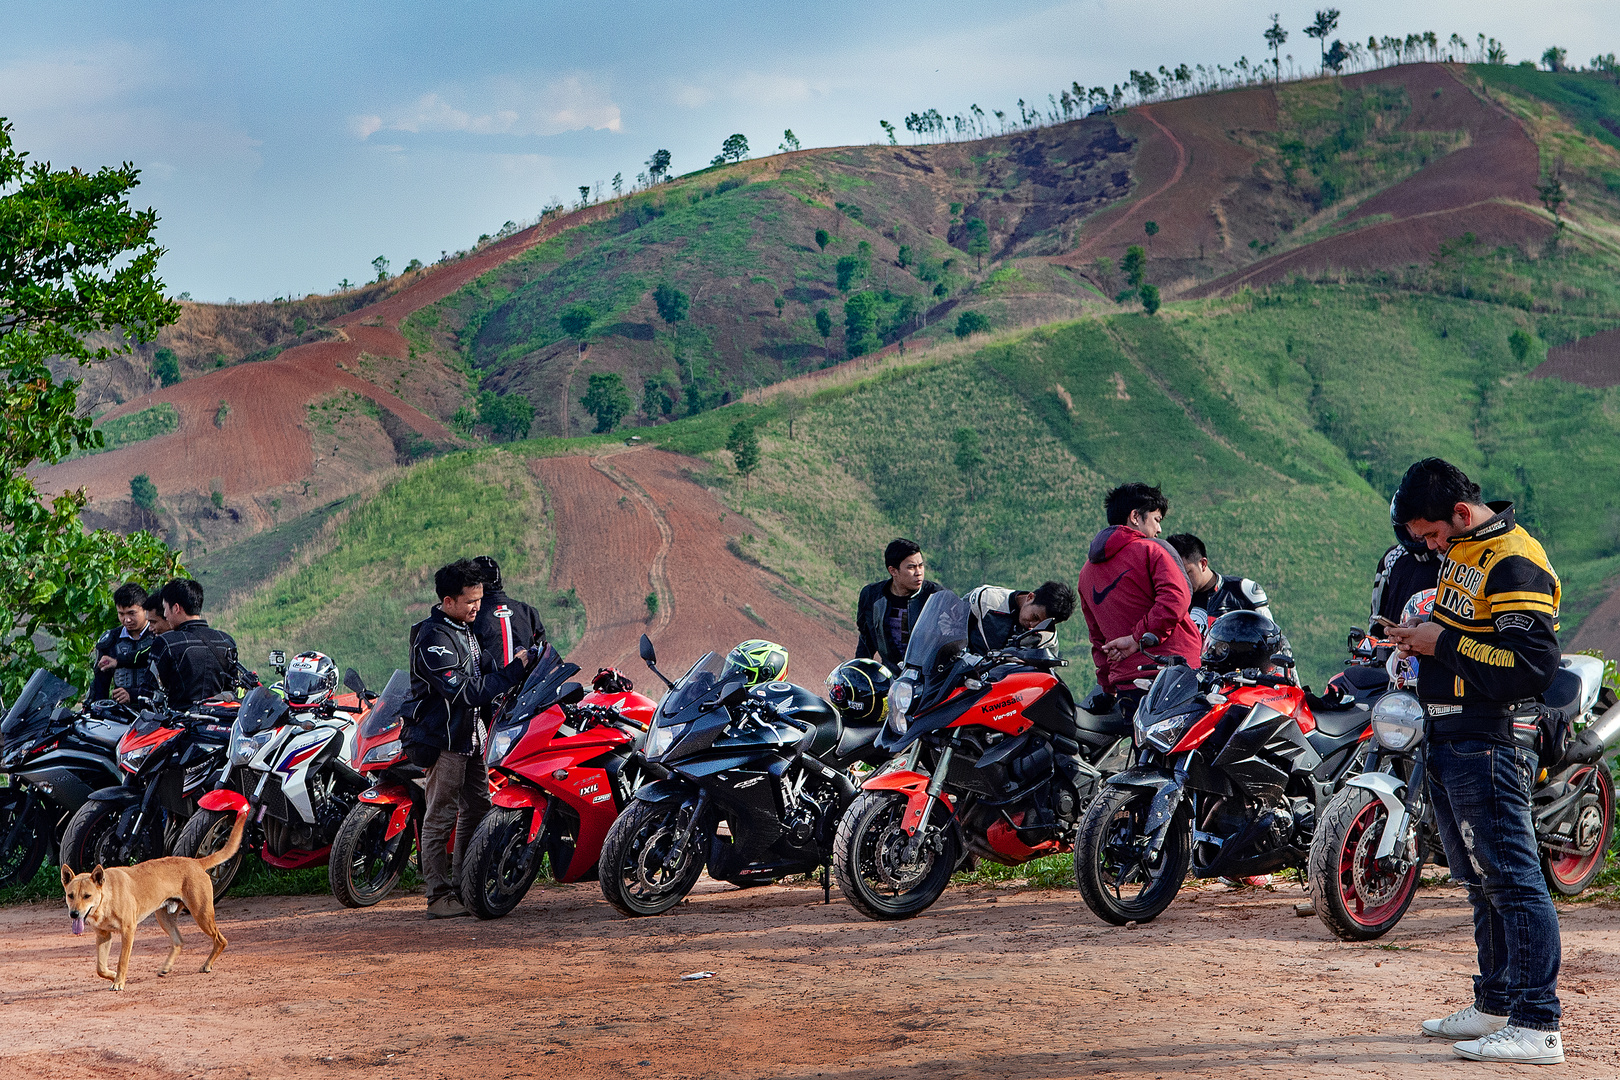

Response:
(645, 592), (659, 618)
(955, 310), (990, 338)
(896, 244), (914, 268)
(1093, 255), (1116, 294)
(843, 293), (884, 356)
(405, 258), (424, 273)
(646, 149), (672, 183)
(953, 428), (984, 496)
(726, 420), (760, 481)
(653, 283), (689, 326)
(372, 255), (390, 282)
(879, 120), (898, 145)
(1303, 9), (1340, 71)
(1537, 169), (1567, 226)
(779, 129), (800, 152)
(1324, 39), (1350, 73)
(964, 217), (990, 269)
(152, 347), (180, 387)
(1122, 245), (1147, 289)
(338, 277), (353, 291)
(774, 295), (786, 317)
(1139, 283), (1162, 315)
(720, 133), (750, 163)
(814, 228), (831, 251)
(129, 473), (157, 512)
(581, 372), (633, 433)
(1144, 220), (1159, 243)
(477, 391), (535, 442)
(815, 307), (833, 352)
(1264, 13), (1288, 81)
(642, 378), (674, 418)
(778, 393), (807, 439)
(1542, 46), (1567, 72)
(578, 185), (591, 207)
(559, 303), (595, 358)
(836, 254), (868, 292)
(0, 119), (184, 697)
(612, 172), (623, 196)
(1509, 328), (1536, 364)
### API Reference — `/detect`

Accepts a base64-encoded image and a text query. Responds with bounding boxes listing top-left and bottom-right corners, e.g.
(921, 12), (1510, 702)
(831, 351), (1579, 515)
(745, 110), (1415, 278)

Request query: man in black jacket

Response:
(1371, 496), (1441, 629)
(147, 579), (239, 711)
(403, 559), (533, 919)
(855, 539), (941, 669)
(470, 555), (546, 665)
(89, 582), (160, 706)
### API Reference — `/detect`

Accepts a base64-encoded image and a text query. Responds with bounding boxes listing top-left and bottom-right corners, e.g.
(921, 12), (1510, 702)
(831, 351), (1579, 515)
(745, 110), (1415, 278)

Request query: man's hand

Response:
(110, 688), (131, 704)
(1102, 635), (1139, 664)
(515, 648), (535, 667)
(1388, 621), (1443, 658)
(97, 655), (117, 672)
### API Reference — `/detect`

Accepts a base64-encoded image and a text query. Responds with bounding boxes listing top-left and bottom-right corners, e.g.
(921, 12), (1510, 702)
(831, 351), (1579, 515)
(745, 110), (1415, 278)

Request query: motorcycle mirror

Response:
(1270, 653), (1296, 669)
(1140, 632), (1160, 649)
(638, 634), (657, 666)
(343, 668), (367, 696)
(558, 682), (585, 706)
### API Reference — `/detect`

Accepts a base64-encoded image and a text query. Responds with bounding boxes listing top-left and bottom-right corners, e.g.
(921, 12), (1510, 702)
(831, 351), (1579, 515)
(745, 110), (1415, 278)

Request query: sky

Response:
(4, 1), (1613, 301)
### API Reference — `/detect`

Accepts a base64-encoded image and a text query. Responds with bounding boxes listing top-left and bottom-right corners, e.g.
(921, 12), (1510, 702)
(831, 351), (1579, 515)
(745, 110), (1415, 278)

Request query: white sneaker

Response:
(1452, 1025), (1563, 1065)
(1421, 1004), (1508, 1039)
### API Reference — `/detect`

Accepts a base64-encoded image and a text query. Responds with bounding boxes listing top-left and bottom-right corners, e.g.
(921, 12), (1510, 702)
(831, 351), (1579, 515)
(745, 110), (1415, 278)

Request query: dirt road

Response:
(6, 879), (1618, 1080)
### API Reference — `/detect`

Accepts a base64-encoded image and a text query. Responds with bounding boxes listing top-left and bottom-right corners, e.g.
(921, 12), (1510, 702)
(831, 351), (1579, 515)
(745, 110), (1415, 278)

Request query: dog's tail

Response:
(198, 810), (249, 870)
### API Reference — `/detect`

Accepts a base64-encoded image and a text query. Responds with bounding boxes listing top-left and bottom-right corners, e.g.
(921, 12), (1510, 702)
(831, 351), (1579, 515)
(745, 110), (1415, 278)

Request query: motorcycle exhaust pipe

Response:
(1566, 699), (1620, 764)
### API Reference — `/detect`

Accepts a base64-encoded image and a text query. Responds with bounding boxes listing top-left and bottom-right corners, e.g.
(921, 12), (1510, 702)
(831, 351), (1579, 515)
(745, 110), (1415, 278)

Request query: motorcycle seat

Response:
(1312, 706), (1370, 740)
(834, 721), (882, 761)
(1542, 667), (1584, 716)
(1075, 707), (1132, 738)
(1332, 665), (1389, 704)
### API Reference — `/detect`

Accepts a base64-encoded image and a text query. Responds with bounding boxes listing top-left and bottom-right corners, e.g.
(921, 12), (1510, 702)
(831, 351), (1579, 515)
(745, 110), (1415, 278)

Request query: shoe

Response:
(1452, 1026), (1563, 1065)
(1422, 1004), (1508, 1039)
(425, 897), (469, 919)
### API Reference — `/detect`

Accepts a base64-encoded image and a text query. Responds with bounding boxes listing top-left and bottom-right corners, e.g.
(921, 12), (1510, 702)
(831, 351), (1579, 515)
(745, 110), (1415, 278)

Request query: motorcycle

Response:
(1310, 652), (1620, 940)
(598, 634), (891, 916)
(173, 656), (376, 899)
(328, 669), (416, 907)
(0, 670), (133, 888)
(832, 590), (1129, 920)
(460, 652), (658, 918)
(1073, 634), (1373, 925)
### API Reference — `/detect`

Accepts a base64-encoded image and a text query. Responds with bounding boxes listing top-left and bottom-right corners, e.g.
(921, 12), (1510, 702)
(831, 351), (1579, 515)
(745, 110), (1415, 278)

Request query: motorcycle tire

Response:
(598, 800), (705, 917)
(461, 807), (544, 919)
(1542, 764), (1615, 897)
(60, 799), (134, 876)
(832, 791), (960, 921)
(1308, 785), (1424, 941)
(0, 788), (52, 891)
(329, 803), (416, 908)
(1074, 784), (1191, 925)
(172, 808), (247, 901)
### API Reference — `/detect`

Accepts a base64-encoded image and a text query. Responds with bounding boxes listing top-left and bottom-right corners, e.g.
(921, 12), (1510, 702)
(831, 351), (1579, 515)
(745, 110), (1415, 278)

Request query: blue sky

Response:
(4, 1), (1612, 301)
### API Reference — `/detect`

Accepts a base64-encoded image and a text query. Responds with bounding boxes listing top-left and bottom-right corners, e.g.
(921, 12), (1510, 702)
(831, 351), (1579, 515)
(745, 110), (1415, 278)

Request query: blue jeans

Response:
(1426, 738), (1561, 1031)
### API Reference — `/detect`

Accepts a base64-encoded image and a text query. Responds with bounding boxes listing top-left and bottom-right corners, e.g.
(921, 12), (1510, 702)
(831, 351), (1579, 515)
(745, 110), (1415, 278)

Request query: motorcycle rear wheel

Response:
(598, 800), (704, 917)
(329, 803), (416, 908)
(1308, 786), (1423, 941)
(833, 791), (960, 921)
(173, 808), (246, 901)
(461, 807), (543, 919)
(1074, 784), (1190, 925)
(0, 788), (52, 891)
(1543, 765), (1614, 896)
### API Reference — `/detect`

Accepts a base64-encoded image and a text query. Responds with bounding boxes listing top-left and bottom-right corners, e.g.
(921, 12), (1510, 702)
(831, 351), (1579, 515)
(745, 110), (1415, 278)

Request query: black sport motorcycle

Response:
(597, 635), (892, 916)
(0, 670), (134, 888)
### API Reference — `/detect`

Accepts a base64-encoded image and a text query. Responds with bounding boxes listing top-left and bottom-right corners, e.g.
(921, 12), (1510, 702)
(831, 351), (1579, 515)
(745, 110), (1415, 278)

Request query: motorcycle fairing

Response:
(116, 723), (184, 771)
(876, 680), (992, 754)
(358, 782), (418, 840)
(490, 783), (551, 843)
(1209, 703), (1320, 799)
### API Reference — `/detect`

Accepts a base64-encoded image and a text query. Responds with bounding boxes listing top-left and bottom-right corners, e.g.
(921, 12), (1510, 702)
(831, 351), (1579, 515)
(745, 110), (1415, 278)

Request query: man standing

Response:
(148, 579), (239, 710)
(1388, 458), (1565, 1065)
(1372, 496), (1441, 631)
(470, 555), (545, 665)
(964, 581), (1077, 654)
(89, 583), (160, 706)
(402, 559), (533, 920)
(1077, 483), (1200, 703)
(856, 539), (940, 669)
(1165, 533), (1274, 636)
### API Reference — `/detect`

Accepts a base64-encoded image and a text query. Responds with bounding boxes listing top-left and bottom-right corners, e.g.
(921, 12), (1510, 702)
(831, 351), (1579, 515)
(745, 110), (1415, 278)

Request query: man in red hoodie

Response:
(1078, 482), (1201, 701)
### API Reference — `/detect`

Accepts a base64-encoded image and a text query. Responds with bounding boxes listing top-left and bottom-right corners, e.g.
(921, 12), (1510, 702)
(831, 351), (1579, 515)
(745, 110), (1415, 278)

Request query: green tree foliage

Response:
(372, 255), (390, 282)
(844, 293), (884, 356)
(955, 310), (990, 338)
(1144, 220), (1159, 240)
(580, 372), (633, 433)
(1122, 245), (1147, 289)
(1509, 327), (1536, 364)
(642, 378), (674, 418)
(814, 228), (831, 251)
(405, 258), (424, 273)
(1265, 13), (1288, 80)
(964, 217), (990, 269)
(152, 347), (180, 387)
(879, 120), (898, 145)
(815, 307), (833, 348)
(1303, 9), (1340, 71)
(726, 420), (760, 480)
(1139, 283), (1162, 315)
(953, 428), (985, 497)
(477, 391), (534, 442)
(558, 303), (595, 357)
(897, 244), (914, 268)
(653, 283), (689, 326)
(779, 129), (801, 152)
(1542, 46), (1568, 72)
(0, 119), (184, 697)
(1324, 39), (1350, 73)
(645, 591), (659, 618)
(836, 254), (869, 293)
(720, 134), (750, 163)
(129, 473), (157, 511)
(646, 149), (672, 183)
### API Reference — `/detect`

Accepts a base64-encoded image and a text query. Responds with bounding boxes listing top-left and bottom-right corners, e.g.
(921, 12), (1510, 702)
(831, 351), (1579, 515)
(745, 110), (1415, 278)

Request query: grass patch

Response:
(63, 403), (180, 459)
(953, 852), (1075, 889)
(190, 496), (358, 610)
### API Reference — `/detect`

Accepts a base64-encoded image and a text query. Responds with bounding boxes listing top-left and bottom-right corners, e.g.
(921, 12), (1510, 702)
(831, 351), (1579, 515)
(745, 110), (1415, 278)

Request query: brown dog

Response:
(61, 810), (246, 990)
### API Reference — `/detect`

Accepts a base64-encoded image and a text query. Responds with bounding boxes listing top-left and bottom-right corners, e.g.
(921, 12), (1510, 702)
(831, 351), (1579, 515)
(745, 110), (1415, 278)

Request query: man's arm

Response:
(854, 586), (877, 660)
(416, 626), (525, 707)
(1241, 579), (1274, 623)
(1078, 590), (1110, 686)
(1133, 544), (1193, 642)
(1430, 555), (1561, 701)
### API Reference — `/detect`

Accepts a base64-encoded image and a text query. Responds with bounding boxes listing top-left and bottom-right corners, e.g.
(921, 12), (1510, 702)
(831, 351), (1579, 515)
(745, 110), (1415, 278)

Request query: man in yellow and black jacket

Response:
(1388, 458), (1565, 1065)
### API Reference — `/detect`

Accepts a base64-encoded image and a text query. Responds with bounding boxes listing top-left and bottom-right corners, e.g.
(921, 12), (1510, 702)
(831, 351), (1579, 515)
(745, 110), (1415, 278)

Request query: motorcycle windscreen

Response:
(502, 645), (582, 726)
(1138, 665), (1201, 725)
(657, 652), (728, 720)
(901, 591), (971, 716)
(237, 685), (290, 736)
(2, 668), (76, 736)
(358, 669), (413, 739)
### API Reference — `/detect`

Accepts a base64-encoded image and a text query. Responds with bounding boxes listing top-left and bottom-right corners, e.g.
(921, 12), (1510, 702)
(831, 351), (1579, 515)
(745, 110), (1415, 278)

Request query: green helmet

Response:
(722, 639), (789, 687)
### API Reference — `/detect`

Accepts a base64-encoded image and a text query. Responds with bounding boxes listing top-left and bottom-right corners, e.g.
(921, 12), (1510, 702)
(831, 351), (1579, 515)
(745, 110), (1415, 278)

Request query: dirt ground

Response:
(6, 877), (1618, 1080)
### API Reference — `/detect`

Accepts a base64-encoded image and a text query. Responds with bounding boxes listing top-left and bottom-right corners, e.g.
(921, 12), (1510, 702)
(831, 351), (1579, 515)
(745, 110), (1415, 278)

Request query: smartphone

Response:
(1372, 615), (1399, 629)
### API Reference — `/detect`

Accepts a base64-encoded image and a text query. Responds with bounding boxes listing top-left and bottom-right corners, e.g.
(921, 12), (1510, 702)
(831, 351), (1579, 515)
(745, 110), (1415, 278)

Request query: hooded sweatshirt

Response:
(1077, 525), (1201, 693)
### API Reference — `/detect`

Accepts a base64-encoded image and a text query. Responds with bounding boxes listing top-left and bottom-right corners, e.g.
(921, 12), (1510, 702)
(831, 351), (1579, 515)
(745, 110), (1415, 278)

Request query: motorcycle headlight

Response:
(645, 718), (690, 761)
(486, 721), (528, 766)
(1371, 692), (1424, 751)
(888, 679), (914, 735)
(362, 738), (402, 766)
(233, 730), (273, 765)
(118, 742), (156, 774)
(1134, 711), (1195, 754)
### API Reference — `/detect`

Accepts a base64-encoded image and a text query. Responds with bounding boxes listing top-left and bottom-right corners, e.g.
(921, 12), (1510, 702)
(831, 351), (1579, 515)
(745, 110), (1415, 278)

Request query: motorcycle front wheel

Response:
(60, 799), (143, 875)
(1543, 764), (1615, 896)
(833, 791), (960, 921)
(172, 808), (247, 900)
(461, 807), (543, 919)
(1074, 784), (1190, 925)
(0, 788), (52, 890)
(598, 800), (705, 917)
(1308, 786), (1423, 941)
(329, 803), (416, 908)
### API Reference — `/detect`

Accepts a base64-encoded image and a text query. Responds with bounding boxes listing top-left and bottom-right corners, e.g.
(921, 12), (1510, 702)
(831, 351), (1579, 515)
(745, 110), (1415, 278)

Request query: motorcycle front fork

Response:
(902, 732), (958, 863)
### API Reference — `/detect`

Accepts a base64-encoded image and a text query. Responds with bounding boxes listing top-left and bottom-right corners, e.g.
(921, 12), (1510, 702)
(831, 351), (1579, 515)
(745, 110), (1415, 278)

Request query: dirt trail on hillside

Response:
(533, 447), (850, 685)
(5, 879), (1618, 1080)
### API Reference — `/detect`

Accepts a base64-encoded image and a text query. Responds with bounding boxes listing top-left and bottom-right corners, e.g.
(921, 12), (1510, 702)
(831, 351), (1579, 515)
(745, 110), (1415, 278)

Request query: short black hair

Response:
(884, 538), (922, 570)
(1393, 458), (1483, 525)
(113, 582), (148, 608)
(1029, 581), (1076, 624)
(141, 592), (163, 615)
(471, 555), (502, 591)
(435, 559), (485, 602)
(1104, 482), (1169, 527)
(1165, 533), (1206, 561)
(160, 579), (205, 616)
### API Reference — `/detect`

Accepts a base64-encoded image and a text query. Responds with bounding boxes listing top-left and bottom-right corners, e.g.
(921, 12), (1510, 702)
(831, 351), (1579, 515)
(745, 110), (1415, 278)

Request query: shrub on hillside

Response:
(152, 347), (180, 387)
(955, 311), (990, 338)
(582, 372), (633, 433)
(477, 391), (534, 442)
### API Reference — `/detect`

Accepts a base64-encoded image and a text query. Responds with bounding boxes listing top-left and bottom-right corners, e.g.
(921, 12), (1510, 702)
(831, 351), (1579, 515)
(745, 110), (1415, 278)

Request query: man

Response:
(1165, 533), (1274, 636)
(1371, 495), (1441, 631)
(965, 581), (1077, 654)
(1077, 483), (1200, 702)
(856, 539), (941, 669)
(148, 579), (239, 711)
(469, 555), (545, 665)
(1387, 458), (1564, 1065)
(88, 583), (160, 706)
(402, 559), (534, 920)
(141, 591), (171, 635)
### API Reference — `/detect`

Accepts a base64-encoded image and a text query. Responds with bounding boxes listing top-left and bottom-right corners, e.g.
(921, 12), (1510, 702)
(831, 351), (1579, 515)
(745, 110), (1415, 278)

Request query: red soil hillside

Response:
(1532, 327), (1620, 388)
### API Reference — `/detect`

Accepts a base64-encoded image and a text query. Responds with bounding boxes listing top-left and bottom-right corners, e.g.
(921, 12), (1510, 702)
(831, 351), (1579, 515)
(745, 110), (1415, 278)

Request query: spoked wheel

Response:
(329, 803), (416, 908)
(173, 808), (247, 901)
(1074, 784), (1190, 925)
(460, 807), (544, 919)
(1309, 786), (1423, 940)
(0, 788), (52, 890)
(833, 791), (960, 921)
(1543, 765), (1615, 896)
(598, 800), (705, 917)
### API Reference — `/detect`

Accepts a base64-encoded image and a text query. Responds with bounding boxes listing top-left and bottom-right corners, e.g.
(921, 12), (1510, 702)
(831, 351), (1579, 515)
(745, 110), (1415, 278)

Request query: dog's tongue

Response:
(71, 915), (84, 935)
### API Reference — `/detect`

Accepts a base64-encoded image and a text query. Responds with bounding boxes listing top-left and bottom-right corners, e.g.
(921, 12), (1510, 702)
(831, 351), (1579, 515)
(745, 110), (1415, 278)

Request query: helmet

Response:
(1201, 611), (1284, 674)
(825, 659), (892, 723)
(1402, 587), (1436, 624)
(283, 651), (338, 708)
(471, 555), (502, 591)
(1390, 495), (1430, 558)
(721, 639), (789, 687)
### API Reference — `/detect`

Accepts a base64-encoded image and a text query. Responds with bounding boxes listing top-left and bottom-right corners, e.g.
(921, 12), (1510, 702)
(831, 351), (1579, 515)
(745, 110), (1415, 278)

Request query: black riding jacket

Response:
(148, 619), (239, 711)
(402, 606), (527, 755)
(89, 626), (160, 704)
(1370, 544), (1440, 629)
(471, 589), (546, 667)
(856, 579), (942, 669)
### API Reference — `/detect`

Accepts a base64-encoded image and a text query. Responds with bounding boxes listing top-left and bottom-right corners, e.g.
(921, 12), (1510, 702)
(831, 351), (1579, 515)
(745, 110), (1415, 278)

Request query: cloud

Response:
(353, 74), (622, 140)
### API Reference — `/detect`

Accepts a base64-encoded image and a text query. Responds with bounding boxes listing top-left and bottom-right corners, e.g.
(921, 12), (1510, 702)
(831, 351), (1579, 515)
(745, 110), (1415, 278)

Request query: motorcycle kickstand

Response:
(821, 860), (831, 904)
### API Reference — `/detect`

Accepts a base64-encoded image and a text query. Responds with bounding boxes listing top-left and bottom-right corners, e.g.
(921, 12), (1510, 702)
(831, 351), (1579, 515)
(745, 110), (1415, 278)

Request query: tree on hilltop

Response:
(1265, 14), (1288, 81)
(779, 130), (800, 152)
(720, 134), (750, 163)
(1542, 47), (1567, 72)
(647, 149), (672, 183)
(372, 255), (390, 281)
(1325, 39), (1350, 74)
(1303, 9), (1340, 72)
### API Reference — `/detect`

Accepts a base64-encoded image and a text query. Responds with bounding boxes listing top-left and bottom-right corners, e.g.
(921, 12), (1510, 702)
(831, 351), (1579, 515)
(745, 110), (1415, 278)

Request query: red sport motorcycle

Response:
(460, 649), (658, 918)
(329, 669), (419, 907)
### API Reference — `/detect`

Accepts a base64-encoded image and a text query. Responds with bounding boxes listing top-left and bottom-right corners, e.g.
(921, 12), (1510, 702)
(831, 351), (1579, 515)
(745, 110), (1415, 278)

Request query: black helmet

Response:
(284, 651), (338, 708)
(472, 555), (502, 591)
(1390, 495), (1429, 559)
(1202, 611), (1283, 674)
(825, 658), (892, 723)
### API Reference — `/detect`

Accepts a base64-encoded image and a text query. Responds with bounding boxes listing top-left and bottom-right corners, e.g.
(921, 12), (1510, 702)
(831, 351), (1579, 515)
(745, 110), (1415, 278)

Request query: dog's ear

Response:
(91, 865), (105, 885)
(61, 864), (74, 887)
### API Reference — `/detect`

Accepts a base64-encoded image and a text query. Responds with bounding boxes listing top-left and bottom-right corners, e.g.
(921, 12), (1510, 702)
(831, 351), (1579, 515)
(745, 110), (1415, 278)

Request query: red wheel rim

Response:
(1335, 799), (1419, 927)
(1547, 767), (1614, 887)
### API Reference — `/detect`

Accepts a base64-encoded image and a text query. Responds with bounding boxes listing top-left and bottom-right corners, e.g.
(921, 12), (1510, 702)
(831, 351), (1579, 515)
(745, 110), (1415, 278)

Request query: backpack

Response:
(1513, 703), (1572, 767)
